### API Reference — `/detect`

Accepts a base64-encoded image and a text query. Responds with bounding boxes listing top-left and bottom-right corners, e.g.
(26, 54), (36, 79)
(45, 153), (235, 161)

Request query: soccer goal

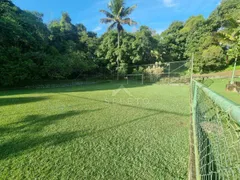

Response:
(125, 74), (144, 85)
(128, 61), (190, 84)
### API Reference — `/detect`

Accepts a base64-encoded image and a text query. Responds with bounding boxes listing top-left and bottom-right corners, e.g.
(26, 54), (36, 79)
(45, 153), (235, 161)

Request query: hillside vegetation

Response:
(0, 0), (239, 87)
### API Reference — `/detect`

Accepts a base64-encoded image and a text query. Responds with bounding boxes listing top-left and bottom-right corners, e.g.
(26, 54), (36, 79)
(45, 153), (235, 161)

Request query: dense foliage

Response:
(0, 0), (98, 86)
(0, 0), (239, 86)
(158, 0), (240, 73)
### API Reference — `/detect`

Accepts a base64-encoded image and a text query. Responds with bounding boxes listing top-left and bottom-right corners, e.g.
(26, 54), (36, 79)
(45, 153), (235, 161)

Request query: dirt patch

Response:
(178, 121), (188, 127)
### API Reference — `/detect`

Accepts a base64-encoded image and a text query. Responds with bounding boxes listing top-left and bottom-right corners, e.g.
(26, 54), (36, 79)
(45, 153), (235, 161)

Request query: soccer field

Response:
(0, 82), (190, 179)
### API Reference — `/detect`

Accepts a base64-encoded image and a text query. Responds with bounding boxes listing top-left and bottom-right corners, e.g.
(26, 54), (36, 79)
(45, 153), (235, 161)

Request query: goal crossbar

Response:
(126, 74), (143, 76)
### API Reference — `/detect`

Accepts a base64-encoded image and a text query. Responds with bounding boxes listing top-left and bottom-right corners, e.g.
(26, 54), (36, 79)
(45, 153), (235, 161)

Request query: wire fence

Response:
(192, 80), (240, 179)
(127, 61), (190, 84)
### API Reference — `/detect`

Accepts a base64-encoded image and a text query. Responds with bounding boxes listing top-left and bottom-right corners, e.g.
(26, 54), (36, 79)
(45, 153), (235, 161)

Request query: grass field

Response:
(0, 82), (190, 179)
(206, 78), (240, 105)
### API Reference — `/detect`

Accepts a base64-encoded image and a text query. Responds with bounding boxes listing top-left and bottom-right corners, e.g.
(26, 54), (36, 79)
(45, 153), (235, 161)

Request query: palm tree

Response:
(216, 18), (240, 84)
(100, 0), (137, 79)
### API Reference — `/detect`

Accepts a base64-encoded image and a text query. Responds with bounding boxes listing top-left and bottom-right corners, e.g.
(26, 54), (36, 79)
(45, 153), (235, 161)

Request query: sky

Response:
(13, 0), (221, 35)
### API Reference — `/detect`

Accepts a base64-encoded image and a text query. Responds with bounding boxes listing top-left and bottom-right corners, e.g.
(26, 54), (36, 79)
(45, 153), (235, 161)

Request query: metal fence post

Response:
(190, 53), (194, 85)
(168, 63), (171, 84)
(192, 82), (201, 180)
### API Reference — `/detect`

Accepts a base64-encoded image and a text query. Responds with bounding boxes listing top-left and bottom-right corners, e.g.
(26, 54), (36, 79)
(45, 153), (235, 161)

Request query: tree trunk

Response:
(117, 30), (120, 80)
(230, 57), (238, 84)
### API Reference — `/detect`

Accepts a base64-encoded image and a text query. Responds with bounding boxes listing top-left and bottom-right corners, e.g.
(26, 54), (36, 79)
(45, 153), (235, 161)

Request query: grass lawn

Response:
(206, 78), (240, 105)
(0, 82), (190, 179)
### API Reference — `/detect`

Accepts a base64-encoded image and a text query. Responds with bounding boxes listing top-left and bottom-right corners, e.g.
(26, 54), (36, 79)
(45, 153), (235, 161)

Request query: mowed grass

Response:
(206, 78), (240, 105)
(0, 82), (190, 179)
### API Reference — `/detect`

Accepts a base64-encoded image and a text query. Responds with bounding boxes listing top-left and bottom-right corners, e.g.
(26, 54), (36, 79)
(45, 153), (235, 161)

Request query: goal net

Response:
(125, 74), (144, 85)
(129, 61), (190, 84)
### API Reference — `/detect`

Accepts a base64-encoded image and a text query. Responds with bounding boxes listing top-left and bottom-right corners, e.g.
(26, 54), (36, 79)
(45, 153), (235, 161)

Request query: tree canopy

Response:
(0, 0), (240, 86)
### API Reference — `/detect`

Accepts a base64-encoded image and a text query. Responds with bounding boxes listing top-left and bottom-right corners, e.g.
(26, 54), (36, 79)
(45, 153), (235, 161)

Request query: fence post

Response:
(230, 57), (237, 84)
(190, 53), (194, 85)
(168, 62), (171, 84)
(192, 82), (201, 180)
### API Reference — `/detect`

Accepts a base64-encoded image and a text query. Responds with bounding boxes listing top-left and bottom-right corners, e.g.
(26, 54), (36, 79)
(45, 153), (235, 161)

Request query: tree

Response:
(0, 0), (50, 86)
(216, 18), (240, 84)
(158, 21), (185, 62)
(96, 31), (122, 74)
(132, 26), (160, 64)
(1, 0), (240, 87)
(100, 0), (137, 78)
(202, 46), (226, 72)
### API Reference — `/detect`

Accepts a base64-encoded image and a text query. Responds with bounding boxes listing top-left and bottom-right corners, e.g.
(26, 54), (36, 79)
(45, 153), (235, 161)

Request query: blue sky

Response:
(13, 0), (221, 35)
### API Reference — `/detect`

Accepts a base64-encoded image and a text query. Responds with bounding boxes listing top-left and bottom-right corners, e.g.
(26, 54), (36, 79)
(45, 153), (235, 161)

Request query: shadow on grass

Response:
(88, 113), (160, 137)
(0, 88), (189, 161)
(1, 102), (97, 118)
(61, 93), (190, 117)
(0, 97), (49, 107)
(0, 81), (154, 97)
(0, 109), (103, 160)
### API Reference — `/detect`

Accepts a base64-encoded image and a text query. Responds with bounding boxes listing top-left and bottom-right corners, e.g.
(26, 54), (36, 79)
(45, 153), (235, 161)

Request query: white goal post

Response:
(125, 74), (144, 85)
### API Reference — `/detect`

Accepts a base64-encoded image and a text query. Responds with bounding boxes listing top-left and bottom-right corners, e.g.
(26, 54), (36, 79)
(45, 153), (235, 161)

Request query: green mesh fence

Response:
(192, 80), (240, 180)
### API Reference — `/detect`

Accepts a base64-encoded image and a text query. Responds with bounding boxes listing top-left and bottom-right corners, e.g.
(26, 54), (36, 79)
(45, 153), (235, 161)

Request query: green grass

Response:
(205, 78), (240, 105)
(0, 82), (190, 179)
(223, 65), (240, 71)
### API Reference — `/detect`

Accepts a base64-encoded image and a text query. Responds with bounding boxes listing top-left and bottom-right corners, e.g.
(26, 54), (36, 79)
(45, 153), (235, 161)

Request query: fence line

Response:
(191, 80), (240, 179)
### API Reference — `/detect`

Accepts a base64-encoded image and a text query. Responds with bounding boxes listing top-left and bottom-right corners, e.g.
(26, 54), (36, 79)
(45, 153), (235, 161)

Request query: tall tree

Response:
(132, 26), (160, 64)
(216, 18), (240, 84)
(159, 21), (185, 62)
(100, 0), (137, 77)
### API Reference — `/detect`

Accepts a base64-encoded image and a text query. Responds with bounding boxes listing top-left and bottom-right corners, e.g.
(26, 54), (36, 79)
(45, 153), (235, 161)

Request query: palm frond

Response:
(99, 10), (114, 18)
(108, 0), (125, 15)
(121, 5), (137, 18)
(117, 7), (123, 17)
(108, 22), (117, 31)
(223, 18), (239, 29)
(100, 0), (137, 33)
(121, 18), (137, 26)
(215, 31), (235, 45)
(231, 30), (240, 39)
(100, 18), (115, 24)
(117, 23), (124, 32)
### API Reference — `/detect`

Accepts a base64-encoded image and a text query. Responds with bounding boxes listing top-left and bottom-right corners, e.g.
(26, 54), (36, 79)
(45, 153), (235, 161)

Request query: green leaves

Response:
(96, 26), (162, 74)
(108, 0), (125, 16)
(216, 18), (240, 60)
(202, 45), (226, 72)
(100, 0), (137, 32)
(121, 5), (137, 18)
(121, 18), (137, 26)
(100, 0), (137, 76)
(100, 17), (114, 24)
(159, 21), (186, 62)
(0, 2), (100, 87)
(99, 10), (115, 19)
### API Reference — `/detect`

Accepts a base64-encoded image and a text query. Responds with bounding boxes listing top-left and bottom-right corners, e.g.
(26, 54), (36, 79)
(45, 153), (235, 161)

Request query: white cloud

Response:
(163, 0), (177, 7)
(93, 26), (102, 32)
